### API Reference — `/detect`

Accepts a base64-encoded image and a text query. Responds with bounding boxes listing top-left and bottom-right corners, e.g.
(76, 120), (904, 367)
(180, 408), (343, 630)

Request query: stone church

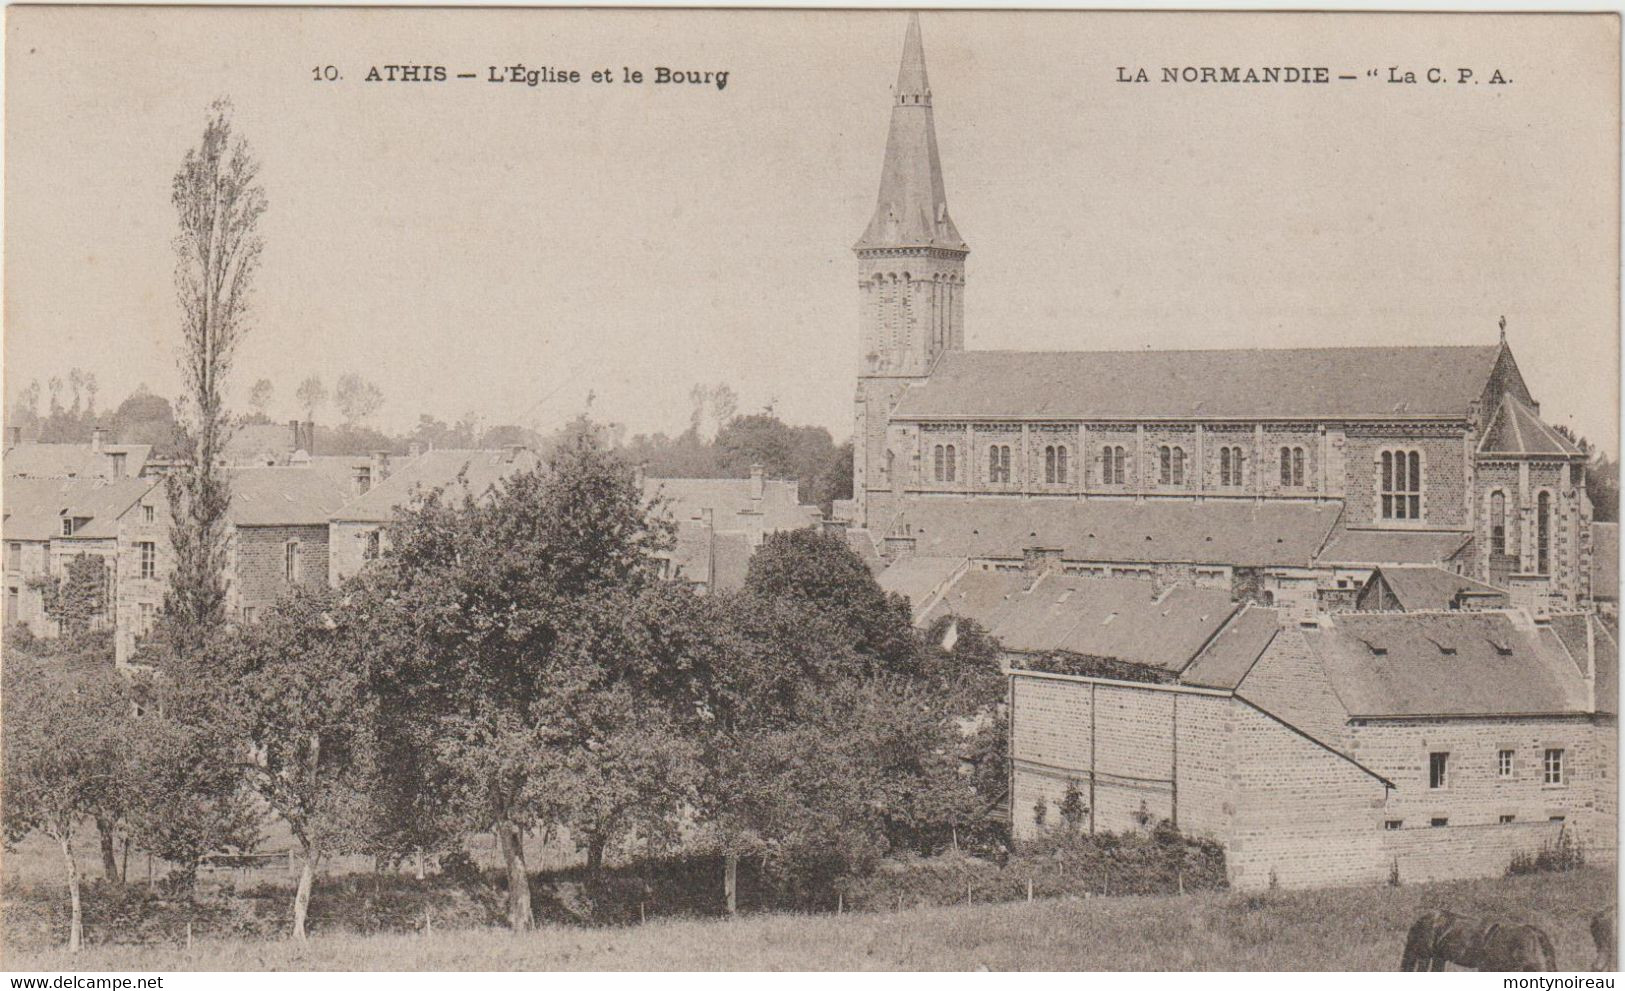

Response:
(848, 16), (1596, 618)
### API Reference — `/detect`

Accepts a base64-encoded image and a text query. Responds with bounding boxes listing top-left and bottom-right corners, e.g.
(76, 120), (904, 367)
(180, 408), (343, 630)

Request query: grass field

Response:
(4, 866), (1613, 971)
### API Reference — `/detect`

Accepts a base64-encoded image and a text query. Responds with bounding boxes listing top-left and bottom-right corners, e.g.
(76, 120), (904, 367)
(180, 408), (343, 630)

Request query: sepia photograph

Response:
(0, 4), (1619, 974)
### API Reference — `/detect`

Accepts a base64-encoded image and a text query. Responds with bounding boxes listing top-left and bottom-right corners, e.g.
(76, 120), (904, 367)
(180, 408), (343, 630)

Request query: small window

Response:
(1428, 752), (1448, 789)
(61, 518), (75, 537)
(1499, 814), (1516, 824)
(5, 542), (18, 571)
(1383, 819), (1403, 831)
(138, 601), (155, 636)
(143, 504), (156, 524)
(1430, 817), (1449, 828)
(285, 542), (302, 583)
(364, 529), (382, 561)
(1498, 749), (1514, 779)
(138, 541), (156, 580)
(1543, 748), (1564, 785)
(1549, 815), (1566, 824)
(242, 606), (258, 624)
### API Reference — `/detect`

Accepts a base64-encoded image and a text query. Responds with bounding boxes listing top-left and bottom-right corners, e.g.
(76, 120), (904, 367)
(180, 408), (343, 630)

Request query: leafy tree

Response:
(30, 554), (111, 638)
(247, 378), (274, 418)
(334, 372), (384, 426)
(295, 375), (327, 421)
(744, 528), (917, 674)
(111, 387), (179, 455)
(162, 97), (264, 653)
(1, 654), (132, 951)
(374, 427), (671, 928)
(1554, 425), (1619, 523)
(189, 585), (379, 939)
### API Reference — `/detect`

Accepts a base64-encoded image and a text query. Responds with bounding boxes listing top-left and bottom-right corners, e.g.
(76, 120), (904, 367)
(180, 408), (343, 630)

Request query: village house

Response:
(4, 475), (157, 639)
(113, 461), (354, 663)
(1007, 607), (1616, 890)
(848, 17), (1599, 620)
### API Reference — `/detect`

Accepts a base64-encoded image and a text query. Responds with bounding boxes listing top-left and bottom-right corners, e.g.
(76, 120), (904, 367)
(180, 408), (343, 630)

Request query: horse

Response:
(1400, 909), (1557, 971)
(1592, 905), (1617, 971)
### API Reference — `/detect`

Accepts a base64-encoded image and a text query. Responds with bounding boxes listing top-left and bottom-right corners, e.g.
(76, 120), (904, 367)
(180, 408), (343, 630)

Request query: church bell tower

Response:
(853, 13), (968, 527)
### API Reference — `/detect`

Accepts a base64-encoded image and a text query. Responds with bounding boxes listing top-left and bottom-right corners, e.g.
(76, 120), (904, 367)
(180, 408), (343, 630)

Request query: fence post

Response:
(965, 881), (971, 906)
(1027, 878), (1033, 902)
(837, 893), (843, 915)
(640, 902), (646, 925)
(185, 921), (192, 950)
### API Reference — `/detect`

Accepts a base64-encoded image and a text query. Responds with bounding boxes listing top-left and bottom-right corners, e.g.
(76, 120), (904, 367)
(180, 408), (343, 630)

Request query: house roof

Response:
(666, 521), (752, 591)
(643, 476), (820, 535)
(1477, 394), (1584, 457)
(224, 423), (300, 465)
(926, 571), (1237, 673)
(1304, 612), (1591, 718)
(225, 466), (353, 527)
(843, 527), (884, 574)
(331, 449), (540, 523)
(894, 498), (1341, 568)
(890, 345), (1503, 422)
(1368, 565), (1507, 611)
(4, 477), (158, 542)
(1314, 527), (1471, 568)
(877, 554), (967, 621)
(4, 442), (152, 479)
(1181, 605), (1281, 690)
(1592, 522), (1618, 600)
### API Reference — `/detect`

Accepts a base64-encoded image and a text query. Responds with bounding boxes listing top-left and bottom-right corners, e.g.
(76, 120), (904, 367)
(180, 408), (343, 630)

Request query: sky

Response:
(5, 9), (1619, 452)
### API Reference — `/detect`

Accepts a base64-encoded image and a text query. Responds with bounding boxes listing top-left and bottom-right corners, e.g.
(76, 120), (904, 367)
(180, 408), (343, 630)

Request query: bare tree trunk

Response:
(291, 839), (319, 941)
(96, 817), (122, 883)
(415, 847), (426, 881)
(723, 853), (738, 916)
(495, 821), (534, 930)
(586, 834), (606, 874)
(56, 832), (83, 953)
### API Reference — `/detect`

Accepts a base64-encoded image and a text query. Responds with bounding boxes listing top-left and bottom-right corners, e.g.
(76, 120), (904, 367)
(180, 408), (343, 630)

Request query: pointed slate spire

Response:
(856, 14), (966, 252)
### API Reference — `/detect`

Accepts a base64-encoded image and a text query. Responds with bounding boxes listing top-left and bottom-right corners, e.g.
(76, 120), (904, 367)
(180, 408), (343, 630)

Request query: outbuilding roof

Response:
(926, 570), (1237, 673)
(890, 345), (1503, 422)
(1304, 612), (1591, 718)
(1314, 527), (1471, 568)
(4, 477), (158, 541)
(877, 554), (968, 621)
(4, 442), (153, 480)
(644, 476), (819, 535)
(1364, 565), (1507, 612)
(226, 466), (353, 527)
(1181, 605), (1281, 690)
(894, 498), (1340, 568)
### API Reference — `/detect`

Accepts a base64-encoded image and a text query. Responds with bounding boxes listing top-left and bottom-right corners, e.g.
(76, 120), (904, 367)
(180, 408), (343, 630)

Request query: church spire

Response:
(856, 13), (966, 252)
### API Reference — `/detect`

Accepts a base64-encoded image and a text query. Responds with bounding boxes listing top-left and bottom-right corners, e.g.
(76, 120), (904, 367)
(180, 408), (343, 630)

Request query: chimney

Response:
(352, 463), (372, 497)
(91, 427), (106, 453)
(289, 419), (303, 451)
(4, 426), (20, 450)
(303, 420), (317, 455)
(371, 450), (392, 483)
(749, 463), (765, 502)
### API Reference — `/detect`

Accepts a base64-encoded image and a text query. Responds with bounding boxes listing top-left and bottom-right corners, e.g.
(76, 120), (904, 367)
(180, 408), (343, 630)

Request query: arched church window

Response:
(1281, 446), (1306, 488)
(1044, 445), (1069, 484)
(933, 445), (945, 482)
(946, 444), (957, 482)
(1537, 491), (1552, 575)
(1219, 446), (1244, 487)
(1101, 445), (1127, 486)
(988, 444), (1012, 484)
(1159, 446), (1186, 486)
(1490, 491), (1507, 555)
